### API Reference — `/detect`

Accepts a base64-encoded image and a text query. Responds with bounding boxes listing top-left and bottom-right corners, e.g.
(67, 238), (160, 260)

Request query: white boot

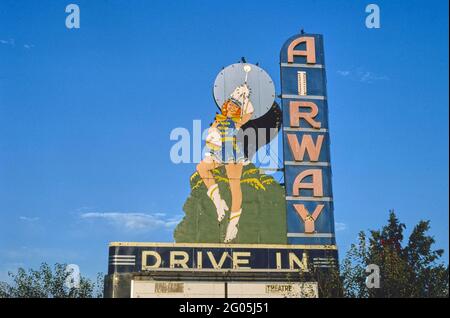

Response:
(207, 184), (228, 222)
(224, 209), (241, 243)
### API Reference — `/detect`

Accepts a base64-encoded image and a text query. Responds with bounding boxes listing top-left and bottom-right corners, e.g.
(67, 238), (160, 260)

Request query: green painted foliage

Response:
(174, 164), (287, 244)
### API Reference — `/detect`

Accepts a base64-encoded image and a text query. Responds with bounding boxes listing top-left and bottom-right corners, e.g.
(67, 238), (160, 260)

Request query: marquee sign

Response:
(108, 242), (337, 274)
(280, 34), (336, 246)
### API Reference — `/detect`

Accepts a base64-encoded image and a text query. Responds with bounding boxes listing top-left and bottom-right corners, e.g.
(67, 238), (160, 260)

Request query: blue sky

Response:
(0, 0), (448, 280)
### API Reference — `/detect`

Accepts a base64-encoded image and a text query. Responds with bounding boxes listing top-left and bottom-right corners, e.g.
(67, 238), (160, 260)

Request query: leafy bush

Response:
(0, 263), (103, 298)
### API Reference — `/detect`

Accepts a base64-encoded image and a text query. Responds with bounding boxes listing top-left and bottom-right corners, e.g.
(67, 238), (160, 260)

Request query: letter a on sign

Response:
(287, 37), (316, 64)
(292, 169), (323, 197)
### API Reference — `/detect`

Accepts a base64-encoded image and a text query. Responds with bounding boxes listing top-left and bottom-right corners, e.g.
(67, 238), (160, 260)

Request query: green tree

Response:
(341, 210), (449, 298)
(312, 259), (344, 298)
(0, 263), (103, 298)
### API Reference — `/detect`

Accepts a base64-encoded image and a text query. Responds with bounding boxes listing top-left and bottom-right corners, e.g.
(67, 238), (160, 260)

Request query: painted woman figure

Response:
(196, 83), (254, 243)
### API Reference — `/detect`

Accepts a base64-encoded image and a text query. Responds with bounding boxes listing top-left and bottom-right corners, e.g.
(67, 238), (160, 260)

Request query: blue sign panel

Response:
(107, 243), (338, 274)
(280, 33), (336, 246)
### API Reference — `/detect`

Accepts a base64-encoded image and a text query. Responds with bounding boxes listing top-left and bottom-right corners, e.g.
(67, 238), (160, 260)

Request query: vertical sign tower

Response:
(280, 33), (336, 247)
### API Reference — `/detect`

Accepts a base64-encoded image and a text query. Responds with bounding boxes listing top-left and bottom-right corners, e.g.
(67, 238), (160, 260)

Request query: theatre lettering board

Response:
(108, 242), (337, 273)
